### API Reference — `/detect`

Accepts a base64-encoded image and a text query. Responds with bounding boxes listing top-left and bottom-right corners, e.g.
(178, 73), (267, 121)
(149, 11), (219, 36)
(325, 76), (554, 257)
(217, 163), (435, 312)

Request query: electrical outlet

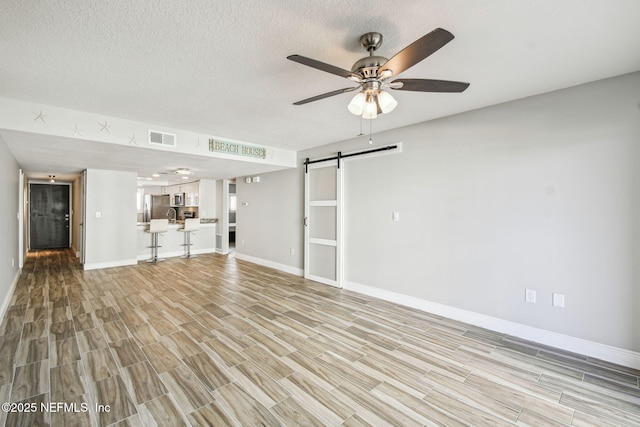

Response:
(95, 211), (101, 218)
(11, 258), (15, 268)
(241, 239), (245, 245)
(525, 289), (537, 303)
(290, 248), (294, 255)
(552, 293), (565, 308)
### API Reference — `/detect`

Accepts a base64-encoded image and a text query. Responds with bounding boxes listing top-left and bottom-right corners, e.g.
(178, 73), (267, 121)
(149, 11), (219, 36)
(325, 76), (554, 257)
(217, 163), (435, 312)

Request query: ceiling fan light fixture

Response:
(377, 90), (398, 114)
(348, 92), (366, 115)
(175, 168), (192, 175)
(362, 95), (378, 119)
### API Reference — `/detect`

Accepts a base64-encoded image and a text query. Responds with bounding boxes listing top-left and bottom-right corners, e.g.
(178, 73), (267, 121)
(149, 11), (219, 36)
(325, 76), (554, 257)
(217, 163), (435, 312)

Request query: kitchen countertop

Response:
(137, 218), (218, 227)
(136, 222), (216, 229)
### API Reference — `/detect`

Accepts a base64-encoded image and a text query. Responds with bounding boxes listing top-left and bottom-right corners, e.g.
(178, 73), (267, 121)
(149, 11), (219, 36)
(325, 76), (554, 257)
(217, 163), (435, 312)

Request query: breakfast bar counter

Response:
(136, 221), (217, 261)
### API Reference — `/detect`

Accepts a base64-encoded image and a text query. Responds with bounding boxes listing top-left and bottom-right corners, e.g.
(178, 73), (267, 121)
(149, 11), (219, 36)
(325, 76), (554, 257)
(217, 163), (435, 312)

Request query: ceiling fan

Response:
(287, 28), (469, 119)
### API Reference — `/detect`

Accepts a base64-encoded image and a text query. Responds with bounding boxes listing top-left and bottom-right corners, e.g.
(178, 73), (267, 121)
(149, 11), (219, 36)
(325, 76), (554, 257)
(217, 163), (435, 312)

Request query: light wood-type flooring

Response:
(1, 249), (639, 426)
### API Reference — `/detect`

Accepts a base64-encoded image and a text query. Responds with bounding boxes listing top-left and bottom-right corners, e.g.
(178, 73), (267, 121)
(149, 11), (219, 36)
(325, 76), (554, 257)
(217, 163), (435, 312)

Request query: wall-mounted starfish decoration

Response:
(33, 110), (47, 123)
(99, 121), (110, 133)
(70, 124), (83, 136)
(129, 134), (138, 145)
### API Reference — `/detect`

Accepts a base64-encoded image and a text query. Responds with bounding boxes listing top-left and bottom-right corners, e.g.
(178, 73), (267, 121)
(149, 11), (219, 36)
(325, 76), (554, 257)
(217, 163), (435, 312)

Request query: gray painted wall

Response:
(341, 72), (640, 352)
(0, 135), (21, 315)
(236, 167), (304, 268)
(84, 169), (138, 266)
(237, 71), (640, 352)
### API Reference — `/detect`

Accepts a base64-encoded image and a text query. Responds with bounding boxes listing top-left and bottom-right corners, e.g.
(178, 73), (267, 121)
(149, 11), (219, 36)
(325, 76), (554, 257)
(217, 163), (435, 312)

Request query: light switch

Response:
(392, 212), (400, 222)
(95, 212), (101, 218)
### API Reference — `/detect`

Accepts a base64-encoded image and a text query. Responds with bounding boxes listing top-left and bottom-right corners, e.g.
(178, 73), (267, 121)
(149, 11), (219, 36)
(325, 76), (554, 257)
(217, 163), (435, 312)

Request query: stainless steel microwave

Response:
(173, 193), (185, 206)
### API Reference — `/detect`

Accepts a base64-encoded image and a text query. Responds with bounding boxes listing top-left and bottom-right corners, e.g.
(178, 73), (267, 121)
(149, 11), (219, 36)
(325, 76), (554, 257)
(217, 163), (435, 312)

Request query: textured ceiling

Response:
(1, 0), (640, 180)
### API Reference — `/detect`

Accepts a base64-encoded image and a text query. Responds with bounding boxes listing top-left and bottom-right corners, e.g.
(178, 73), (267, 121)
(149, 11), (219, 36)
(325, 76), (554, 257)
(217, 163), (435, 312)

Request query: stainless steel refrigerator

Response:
(143, 194), (171, 222)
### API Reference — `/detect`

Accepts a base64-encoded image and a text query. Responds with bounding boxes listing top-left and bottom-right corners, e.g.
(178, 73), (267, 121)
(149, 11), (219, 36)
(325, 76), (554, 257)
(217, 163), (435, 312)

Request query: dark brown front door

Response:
(30, 183), (70, 249)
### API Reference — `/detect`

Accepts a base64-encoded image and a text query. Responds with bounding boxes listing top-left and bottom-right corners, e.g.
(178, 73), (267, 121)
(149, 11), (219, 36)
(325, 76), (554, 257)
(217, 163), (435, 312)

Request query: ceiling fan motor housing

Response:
(351, 56), (389, 79)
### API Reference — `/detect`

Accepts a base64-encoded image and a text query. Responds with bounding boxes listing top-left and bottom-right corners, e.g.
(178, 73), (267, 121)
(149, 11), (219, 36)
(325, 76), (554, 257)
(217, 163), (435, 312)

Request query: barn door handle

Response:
(304, 217), (308, 227)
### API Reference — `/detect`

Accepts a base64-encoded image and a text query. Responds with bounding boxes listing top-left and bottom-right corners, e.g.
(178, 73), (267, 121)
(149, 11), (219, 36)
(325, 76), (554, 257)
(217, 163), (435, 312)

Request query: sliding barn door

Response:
(304, 161), (343, 287)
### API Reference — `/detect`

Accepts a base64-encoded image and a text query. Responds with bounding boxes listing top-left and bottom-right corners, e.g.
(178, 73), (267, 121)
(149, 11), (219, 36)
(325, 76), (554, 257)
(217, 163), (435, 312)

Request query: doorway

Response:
(229, 182), (236, 253)
(29, 183), (71, 249)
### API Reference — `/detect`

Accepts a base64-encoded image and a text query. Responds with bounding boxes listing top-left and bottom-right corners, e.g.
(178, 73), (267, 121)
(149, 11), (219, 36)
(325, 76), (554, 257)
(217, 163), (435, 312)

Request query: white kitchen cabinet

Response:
(164, 182), (200, 206)
(183, 182), (199, 206)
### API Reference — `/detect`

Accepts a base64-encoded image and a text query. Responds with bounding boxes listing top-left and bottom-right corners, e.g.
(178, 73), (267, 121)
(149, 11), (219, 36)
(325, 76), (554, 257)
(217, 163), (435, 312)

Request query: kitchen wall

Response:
(84, 169), (138, 269)
(0, 135), (21, 318)
(235, 71), (640, 363)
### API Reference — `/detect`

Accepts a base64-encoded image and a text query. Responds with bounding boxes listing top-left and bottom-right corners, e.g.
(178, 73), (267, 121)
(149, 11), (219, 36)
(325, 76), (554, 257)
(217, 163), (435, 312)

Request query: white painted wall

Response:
(238, 72), (640, 355)
(198, 179), (217, 219)
(84, 169), (138, 269)
(0, 98), (297, 170)
(0, 135), (21, 318)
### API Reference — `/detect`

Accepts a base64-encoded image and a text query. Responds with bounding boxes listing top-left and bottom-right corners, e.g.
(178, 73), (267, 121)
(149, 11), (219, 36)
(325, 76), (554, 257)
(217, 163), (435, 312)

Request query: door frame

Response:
(18, 170), (25, 268)
(28, 180), (73, 250)
(80, 170), (87, 263)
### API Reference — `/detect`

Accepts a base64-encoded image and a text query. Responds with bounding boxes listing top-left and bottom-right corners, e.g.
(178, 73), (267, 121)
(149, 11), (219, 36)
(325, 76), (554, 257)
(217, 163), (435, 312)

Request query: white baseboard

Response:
(344, 280), (640, 370)
(235, 253), (303, 277)
(83, 258), (138, 271)
(0, 269), (21, 322)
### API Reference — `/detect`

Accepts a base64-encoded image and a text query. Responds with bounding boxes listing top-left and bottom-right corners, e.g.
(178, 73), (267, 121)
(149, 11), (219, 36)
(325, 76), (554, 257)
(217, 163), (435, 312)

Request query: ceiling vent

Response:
(148, 130), (177, 148)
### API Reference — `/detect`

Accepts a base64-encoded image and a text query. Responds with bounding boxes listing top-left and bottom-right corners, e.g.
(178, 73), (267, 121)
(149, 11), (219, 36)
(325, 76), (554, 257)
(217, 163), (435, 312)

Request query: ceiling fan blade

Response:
(287, 55), (361, 81)
(379, 28), (455, 77)
(293, 87), (358, 105)
(390, 78), (469, 93)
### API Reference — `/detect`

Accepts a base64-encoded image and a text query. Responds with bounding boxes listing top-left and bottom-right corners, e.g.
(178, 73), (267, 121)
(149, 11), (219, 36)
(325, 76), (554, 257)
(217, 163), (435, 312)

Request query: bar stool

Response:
(178, 218), (200, 258)
(146, 219), (168, 263)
